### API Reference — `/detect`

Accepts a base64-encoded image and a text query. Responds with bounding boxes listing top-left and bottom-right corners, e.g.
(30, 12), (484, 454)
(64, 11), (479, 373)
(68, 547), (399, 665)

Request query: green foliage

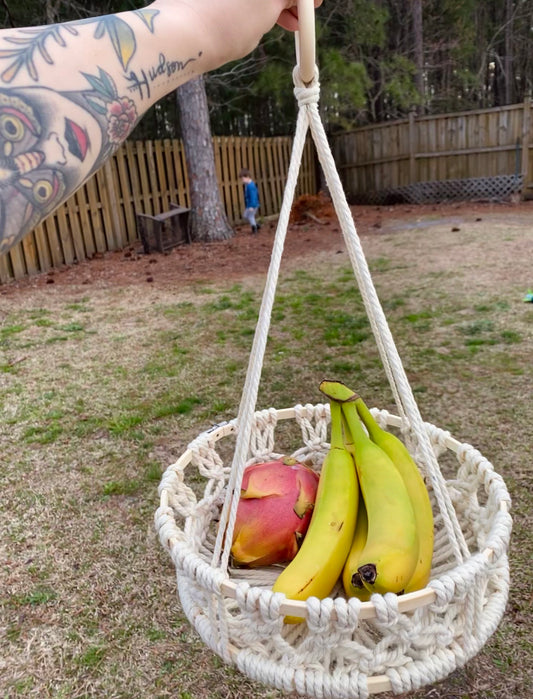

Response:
(1, 0), (531, 135)
(320, 50), (369, 131)
(382, 55), (421, 114)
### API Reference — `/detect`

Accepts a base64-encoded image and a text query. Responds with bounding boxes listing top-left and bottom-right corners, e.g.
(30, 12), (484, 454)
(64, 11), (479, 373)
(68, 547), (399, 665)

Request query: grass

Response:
(1, 210), (532, 698)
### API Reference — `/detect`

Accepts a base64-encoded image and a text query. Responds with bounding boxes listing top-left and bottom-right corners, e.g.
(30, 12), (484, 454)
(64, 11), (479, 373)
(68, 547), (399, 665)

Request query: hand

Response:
(154, 1), (322, 72)
(277, 1), (323, 32)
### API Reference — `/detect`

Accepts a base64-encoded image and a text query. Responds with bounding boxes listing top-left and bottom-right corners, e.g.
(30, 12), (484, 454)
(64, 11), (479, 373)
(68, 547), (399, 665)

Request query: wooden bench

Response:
(136, 203), (191, 254)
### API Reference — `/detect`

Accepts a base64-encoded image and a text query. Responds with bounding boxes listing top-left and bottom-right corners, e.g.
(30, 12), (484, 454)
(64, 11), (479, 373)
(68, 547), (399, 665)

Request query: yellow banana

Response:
(342, 497), (371, 601)
(355, 396), (434, 592)
(320, 380), (418, 595)
(272, 400), (358, 623)
(339, 426), (370, 601)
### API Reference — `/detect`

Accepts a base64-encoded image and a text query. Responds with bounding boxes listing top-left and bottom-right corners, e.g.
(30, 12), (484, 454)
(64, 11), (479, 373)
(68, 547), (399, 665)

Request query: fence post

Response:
(409, 111), (417, 184)
(521, 99), (531, 193)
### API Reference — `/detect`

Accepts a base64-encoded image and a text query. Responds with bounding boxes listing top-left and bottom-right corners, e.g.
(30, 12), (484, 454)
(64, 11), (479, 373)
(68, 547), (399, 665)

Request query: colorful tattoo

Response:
(0, 67), (137, 254)
(0, 10), (154, 252)
(0, 90), (66, 252)
(81, 67), (138, 147)
(0, 8), (202, 253)
(0, 9), (159, 83)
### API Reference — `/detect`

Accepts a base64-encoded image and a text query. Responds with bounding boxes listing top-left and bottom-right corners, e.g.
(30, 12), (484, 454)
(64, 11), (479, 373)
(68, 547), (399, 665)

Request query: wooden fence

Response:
(332, 101), (533, 201)
(0, 136), (317, 284)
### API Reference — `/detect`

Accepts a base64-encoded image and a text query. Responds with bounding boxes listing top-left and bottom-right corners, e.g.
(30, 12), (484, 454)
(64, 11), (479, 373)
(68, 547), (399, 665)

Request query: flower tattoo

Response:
(106, 97), (137, 143)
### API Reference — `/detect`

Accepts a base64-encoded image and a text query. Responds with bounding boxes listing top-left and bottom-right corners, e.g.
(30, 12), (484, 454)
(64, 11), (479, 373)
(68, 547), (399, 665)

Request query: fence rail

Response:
(332, 101), (533, 202)
(0, 136), (316, 284)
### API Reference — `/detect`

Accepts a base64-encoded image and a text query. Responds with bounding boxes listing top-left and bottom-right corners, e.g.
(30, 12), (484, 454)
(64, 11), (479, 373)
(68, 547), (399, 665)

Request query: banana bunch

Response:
(320, 379), (434, 599)
(271, 379), (434, 621)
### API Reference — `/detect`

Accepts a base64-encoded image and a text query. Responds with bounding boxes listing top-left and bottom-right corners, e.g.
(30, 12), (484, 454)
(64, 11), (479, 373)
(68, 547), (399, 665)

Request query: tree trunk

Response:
(504, 0), (514, 105)
(176, 76), (233, 242)
(412, 0), (424, 113)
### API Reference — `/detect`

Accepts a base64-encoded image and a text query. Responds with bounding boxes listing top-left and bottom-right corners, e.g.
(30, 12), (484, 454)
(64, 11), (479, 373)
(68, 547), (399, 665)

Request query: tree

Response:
(6, 1), (533, 141)
(176, 76), (233, 242)
(411, 0), (424, 111)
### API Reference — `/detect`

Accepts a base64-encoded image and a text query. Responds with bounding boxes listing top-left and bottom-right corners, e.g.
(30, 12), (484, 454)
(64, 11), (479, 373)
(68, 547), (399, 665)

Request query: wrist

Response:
(137, 2), (211, 104)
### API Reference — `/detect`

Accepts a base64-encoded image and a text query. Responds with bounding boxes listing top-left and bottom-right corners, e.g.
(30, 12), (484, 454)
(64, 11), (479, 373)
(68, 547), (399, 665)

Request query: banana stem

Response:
(329, 400), (344, 450)
(340, 400), (368, 448)
(354, 397), (381, 441)
(319, 379), (358, 403)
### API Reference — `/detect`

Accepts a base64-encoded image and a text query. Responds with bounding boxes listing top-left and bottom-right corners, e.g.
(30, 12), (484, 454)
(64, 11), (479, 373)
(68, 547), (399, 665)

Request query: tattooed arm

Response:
(0, 0), (321, 254)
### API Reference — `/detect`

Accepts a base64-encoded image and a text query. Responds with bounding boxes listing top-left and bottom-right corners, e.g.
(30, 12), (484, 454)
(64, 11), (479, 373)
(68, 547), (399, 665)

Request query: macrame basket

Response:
(155, 8), (512, 696)
(156, 405), (511, 697)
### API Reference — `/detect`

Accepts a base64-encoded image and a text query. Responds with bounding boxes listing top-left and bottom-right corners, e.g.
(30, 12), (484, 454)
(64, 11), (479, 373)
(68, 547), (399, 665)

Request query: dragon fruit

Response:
(230, 457), (319, 567)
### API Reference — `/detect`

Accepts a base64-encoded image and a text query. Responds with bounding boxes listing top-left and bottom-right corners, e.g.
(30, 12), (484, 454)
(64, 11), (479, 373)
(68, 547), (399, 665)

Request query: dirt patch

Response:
(3, 199), (532, 295)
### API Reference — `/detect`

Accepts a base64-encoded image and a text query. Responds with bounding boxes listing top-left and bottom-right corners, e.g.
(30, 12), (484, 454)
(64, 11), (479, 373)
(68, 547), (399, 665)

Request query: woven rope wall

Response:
(156, 404), (511, 698)
(350, 174), (523, 206)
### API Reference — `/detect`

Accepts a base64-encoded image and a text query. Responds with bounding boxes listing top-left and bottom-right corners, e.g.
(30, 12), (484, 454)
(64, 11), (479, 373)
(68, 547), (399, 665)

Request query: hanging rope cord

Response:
(213, 67), (470, 574)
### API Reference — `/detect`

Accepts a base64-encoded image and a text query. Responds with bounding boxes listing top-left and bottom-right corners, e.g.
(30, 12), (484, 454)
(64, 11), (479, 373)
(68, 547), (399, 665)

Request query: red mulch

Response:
(2, 197), (532, 295)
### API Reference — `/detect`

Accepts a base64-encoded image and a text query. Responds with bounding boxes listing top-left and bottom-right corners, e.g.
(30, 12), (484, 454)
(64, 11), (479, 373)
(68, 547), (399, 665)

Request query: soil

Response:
(2, 196), (533, 295)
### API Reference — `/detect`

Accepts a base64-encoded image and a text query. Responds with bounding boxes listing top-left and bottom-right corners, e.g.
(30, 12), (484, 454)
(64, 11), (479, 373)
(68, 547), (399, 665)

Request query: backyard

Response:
(1, 200), (532, 698)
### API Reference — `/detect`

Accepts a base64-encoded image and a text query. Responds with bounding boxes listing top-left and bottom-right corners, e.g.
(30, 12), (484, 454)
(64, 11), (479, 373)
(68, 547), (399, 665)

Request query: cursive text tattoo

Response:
(125, 51), (202, 100)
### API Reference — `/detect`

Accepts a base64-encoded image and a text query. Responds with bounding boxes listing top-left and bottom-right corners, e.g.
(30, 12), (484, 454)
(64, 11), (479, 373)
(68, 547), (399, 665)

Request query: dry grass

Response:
(1, 207), (532, 698)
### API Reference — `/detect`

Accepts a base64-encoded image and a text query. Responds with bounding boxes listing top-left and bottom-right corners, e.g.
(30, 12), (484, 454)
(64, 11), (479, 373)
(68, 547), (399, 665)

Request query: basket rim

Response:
(157, 404), (511, 622)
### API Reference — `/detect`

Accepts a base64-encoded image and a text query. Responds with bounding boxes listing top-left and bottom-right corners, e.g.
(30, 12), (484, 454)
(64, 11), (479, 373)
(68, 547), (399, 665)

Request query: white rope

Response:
(293, 67), (470, 563)
(215, 64), (469, 570)
(154, 54), (512, 699)
(212, 98), (311, 570)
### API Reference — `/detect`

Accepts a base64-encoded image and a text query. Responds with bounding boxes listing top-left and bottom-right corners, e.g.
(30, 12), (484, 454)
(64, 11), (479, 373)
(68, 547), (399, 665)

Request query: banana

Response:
(340, 426), (370, 601)
(320, 380), (418, 595)
(342, 497), (371, 601)
(272, 400), (358, 623)
(355, 396), (434, 592)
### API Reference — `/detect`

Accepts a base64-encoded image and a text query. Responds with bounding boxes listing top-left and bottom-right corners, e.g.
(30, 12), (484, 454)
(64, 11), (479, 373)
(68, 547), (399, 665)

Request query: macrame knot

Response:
(292, 65), (320, 107)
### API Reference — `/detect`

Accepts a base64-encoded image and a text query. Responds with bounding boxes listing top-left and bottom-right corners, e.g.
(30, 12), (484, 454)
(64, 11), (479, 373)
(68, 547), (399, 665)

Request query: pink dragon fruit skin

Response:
(230, 457), (319, 567)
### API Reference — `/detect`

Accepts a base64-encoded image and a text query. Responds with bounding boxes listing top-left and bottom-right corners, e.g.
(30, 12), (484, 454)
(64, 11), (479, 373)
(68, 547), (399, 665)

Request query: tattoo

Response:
(125, 51), (202, 101)
(0, 25), (78, 83)
(0, 90), (66, 252)
(0, 8), (159, 83)
(0, 68), (137, 254)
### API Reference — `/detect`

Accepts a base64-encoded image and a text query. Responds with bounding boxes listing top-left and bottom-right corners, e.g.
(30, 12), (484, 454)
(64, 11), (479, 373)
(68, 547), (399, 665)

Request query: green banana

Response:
(320, 380), (418, 595)
(272, 400), (358, 623)
(355, 396), (434, 592)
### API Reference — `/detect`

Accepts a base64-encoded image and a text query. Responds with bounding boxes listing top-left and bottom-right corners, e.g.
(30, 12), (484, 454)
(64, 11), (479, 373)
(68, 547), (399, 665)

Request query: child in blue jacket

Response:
(239, 168), (261, 234)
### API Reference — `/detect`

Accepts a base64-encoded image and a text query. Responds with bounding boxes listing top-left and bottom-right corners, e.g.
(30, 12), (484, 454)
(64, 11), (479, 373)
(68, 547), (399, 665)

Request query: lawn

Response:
(1, 205), (532, 698)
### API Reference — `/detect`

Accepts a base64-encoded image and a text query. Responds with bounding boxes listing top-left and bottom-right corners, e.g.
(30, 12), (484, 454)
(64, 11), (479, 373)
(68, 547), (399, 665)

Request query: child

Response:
(239, 168), (261, 234)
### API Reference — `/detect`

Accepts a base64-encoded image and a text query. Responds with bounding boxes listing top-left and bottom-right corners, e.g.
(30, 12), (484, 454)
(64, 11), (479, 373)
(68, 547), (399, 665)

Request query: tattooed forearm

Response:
(0, 0), (293, 255)
(0, 3), (210, 254)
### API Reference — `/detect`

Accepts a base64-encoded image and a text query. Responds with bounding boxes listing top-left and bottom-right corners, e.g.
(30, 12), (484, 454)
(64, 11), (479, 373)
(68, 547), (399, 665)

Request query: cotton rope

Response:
(155, 52), (512, 699)
(214, 64), (469, 575)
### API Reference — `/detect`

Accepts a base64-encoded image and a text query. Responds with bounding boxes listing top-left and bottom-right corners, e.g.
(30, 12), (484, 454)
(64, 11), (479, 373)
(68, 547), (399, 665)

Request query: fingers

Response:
(277, 8), (298, 32)
(276, 1), (322, 33)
